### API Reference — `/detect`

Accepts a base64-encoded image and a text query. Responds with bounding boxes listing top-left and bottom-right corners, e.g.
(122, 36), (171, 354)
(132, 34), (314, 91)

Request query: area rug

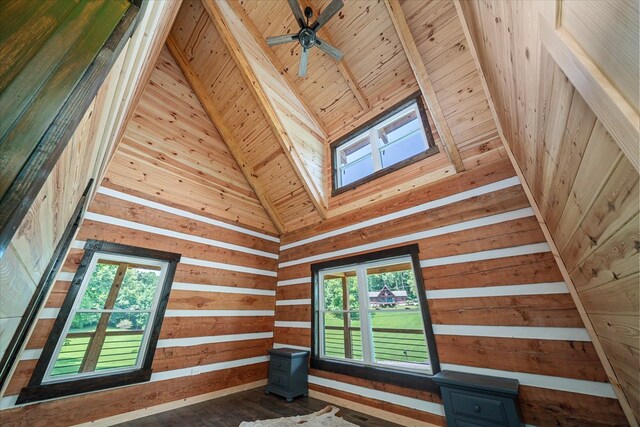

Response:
(239, 405), (358, 426)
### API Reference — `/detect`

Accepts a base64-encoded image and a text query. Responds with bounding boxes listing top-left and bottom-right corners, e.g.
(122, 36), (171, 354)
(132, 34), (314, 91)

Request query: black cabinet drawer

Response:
(450, 391), (507, 424)
(270, 356), (291, 374)
(269, 371), (289, 389)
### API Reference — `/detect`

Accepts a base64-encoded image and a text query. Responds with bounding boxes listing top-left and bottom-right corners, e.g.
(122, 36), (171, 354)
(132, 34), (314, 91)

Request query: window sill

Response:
(16, 368), (152, 404)
(310, 357), (441, 395)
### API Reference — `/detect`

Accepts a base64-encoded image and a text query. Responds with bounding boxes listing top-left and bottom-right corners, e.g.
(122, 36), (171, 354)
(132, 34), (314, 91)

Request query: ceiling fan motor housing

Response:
(298, 28), (316, 49)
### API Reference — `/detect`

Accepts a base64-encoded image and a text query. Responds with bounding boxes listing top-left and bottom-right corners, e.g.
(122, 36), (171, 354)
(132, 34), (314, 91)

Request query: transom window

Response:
(332, 95), (436, 193)
(18, 240), (180, 404)
(311, 245), (440, 391)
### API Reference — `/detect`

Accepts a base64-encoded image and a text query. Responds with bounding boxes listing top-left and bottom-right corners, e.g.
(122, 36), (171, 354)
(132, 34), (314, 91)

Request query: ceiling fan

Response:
(266, 0), (344, 77)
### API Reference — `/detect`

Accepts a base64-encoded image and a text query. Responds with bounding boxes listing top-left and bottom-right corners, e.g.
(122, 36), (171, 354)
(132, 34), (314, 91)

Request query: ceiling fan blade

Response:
(288, 0), (306, 28)
(266, 34), (298, 46)
(298, 48), (309, 77)
(311, 0), (343, 31)
(316, 37), (343, 61)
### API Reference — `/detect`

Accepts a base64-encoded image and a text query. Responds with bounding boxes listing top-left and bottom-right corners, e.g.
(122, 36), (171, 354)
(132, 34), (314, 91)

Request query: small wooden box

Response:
(265, 348), (309, 402)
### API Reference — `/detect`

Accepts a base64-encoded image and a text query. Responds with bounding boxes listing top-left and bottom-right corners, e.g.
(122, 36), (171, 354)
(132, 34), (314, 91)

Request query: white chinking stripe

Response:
(0, 396), (17, 410)
(281, 176), (520, 250)
(279, 207), (535, 268)
(432, 325), (591, 341)
(171, 282), (275, 296)
(70, 240), (86, 249)
(277, 277), (311, 286)
(426, 282), (568, 299)
(39, 308), (60, 319)
(180, 256), (277, 277)
(420, 242), (551, 267)
(61, 251), (277, 277)
(274, 321), (311, 328)
(97, 186), (280, 243)
(150, 355), (269, 382)
(164, 310), (274, 317)
(20, 349), (43, 361)
(156, 332), (273, 348)
(309, 375), (445, 416)
(273, 343), (311, 351)
(56, 271), (75, 281)
(275, 299), (311, 306)
(440, 364), (616, 398)
(83, 211), (277, 259)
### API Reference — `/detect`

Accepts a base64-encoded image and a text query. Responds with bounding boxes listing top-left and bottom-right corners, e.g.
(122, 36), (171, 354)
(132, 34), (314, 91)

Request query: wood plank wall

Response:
(275, 157), (627, 426)
(0, 49), (128, 360)
(0, 47), (279, 425)
(459, 1), (640, 420)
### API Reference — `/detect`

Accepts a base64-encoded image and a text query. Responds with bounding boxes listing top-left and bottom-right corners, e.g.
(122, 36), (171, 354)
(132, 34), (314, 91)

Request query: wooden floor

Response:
(116, 387), (400, 426)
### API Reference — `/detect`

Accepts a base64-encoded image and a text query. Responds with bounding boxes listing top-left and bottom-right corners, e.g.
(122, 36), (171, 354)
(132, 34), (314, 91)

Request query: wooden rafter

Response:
(166, 35), (286, 234)
(300, 0), (370, 112)
(202, 0), (327, 218)
(384, 0), (465, 173)
(227, 0), (328, 139)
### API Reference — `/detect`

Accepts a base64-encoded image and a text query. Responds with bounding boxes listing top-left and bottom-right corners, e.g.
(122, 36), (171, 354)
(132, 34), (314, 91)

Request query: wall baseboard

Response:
(74, 379), (268, 427)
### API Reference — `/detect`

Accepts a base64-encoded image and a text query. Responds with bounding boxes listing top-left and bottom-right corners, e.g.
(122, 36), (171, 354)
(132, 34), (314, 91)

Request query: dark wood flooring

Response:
(116, 387), (401, 426)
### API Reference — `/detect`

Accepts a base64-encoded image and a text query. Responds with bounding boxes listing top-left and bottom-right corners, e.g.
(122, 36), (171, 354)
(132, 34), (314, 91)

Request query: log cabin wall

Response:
(459, 0), (639, 421)
(0, 47), (279, 426)
(275, 156), (627, 426)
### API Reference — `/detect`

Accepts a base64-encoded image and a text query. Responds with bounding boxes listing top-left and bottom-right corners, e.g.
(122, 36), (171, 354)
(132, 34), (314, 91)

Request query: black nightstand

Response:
(265, 348), (309, 402)
(433, 370), (523, 426)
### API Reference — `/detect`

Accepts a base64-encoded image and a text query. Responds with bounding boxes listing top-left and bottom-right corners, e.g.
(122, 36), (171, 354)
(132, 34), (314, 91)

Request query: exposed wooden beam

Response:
(301, 0), (370, 112)
(453, 2), (638, 425)
(384, 0), (465, 173)
(166, 35), (286, 234)
(202, 0), (327, 219)
(227, 0), (328, 140)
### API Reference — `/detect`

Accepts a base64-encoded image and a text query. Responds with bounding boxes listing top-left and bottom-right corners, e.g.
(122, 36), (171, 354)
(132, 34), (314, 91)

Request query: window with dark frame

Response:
(17, 240), (180, 404)
(311, 245), (440, 392)
(331, 94), (438, 195)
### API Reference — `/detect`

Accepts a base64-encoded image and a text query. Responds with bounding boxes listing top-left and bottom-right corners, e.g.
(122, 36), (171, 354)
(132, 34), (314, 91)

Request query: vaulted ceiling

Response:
(166, 0), (502, 233)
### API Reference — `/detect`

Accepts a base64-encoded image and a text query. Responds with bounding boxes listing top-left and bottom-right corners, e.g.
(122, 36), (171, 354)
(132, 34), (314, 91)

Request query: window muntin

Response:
(317, 255), (432, 374)
(334, 98), (432, 190)
(42, 252), (168, 383)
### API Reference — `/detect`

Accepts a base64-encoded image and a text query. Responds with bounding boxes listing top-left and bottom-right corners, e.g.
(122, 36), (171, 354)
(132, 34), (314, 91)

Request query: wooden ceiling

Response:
(167, 0), (502, 232)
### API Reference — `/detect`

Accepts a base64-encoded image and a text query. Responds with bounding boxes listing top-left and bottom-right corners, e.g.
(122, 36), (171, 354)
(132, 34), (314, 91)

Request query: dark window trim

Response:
(0, 180), (94, 389)
(0, 1), (142, 258)
(310, 244), (441, 394)
(16, 240), (180, 404)
(330, 92), (439, 197)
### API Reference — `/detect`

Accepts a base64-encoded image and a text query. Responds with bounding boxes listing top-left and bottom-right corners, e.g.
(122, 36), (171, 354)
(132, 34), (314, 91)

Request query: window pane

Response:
(379, 131), (425, 168)
(378, 108), (426, 169)
(323, 312), (362, 361)
(50, 313), (100, 377)
(79, 262), (119, 310)
(96, 313), (149, 371)
(49, 312), (150, 378)
(323, 270), (358, 311)
(340, 155), (374, 187)
(338, 136), (370, 166)
(114, 265), (161, 310)
(366, 261), (431, 372)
